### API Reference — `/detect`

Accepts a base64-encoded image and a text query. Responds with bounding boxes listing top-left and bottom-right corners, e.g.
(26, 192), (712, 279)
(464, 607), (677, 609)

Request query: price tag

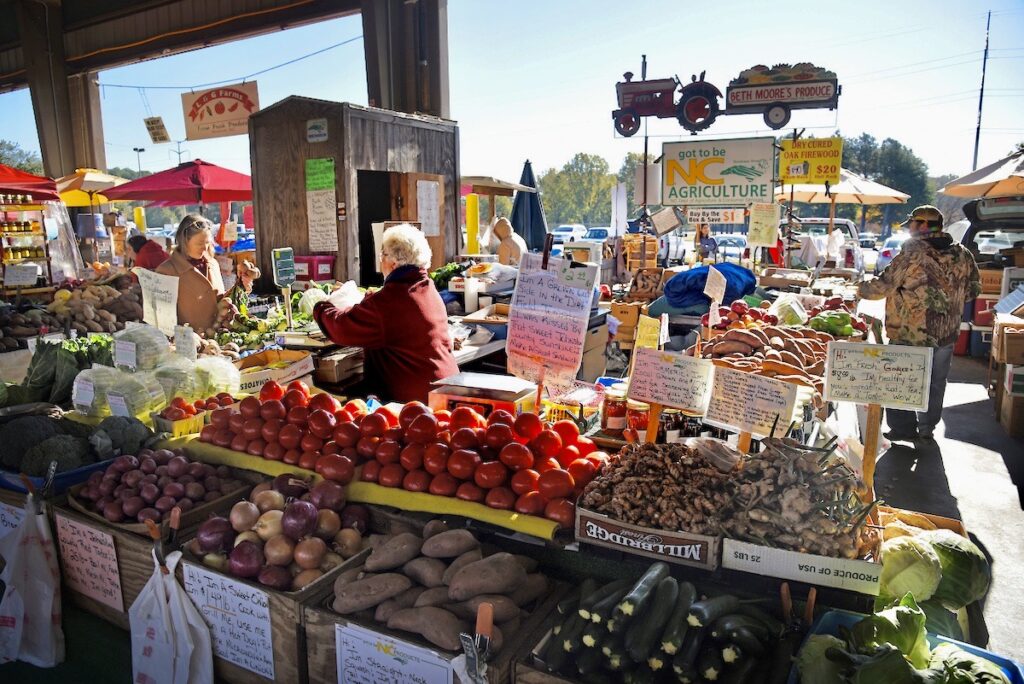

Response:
(704, 367), (798, 439)
(174, 325), (197, 361)
(628, 347), (714, 413)
(703, 266), (727, 303)
(0, 501), (25, 540)
(4, 262), (38, 287)
(824, 342), (933, 411)
(114, 340), (138, 370)
(335, 622), (453, 684)
(72, 378), (95, 407)
(55, 514), (124, 611)
(107, 392), (131, 417)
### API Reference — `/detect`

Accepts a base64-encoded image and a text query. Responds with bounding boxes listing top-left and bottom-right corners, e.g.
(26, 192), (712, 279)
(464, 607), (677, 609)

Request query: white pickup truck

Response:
(778, 217), (865, 275)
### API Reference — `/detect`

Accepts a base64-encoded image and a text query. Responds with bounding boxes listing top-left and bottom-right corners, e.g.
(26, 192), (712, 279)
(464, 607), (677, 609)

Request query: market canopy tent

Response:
(56, 168), (129, 208)
(773, 168), (911, 205)
(0, 163), (60, 201)
(104, 159), (252, 206)
(509, 160), (548, 251)
(940, 149), (1024, 198)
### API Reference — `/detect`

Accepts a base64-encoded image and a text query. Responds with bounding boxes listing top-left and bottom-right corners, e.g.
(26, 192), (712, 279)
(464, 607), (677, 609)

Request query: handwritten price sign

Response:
(335, 622), (452, 684)
(824, 341), (933, 411)
(628, 348), (713, 414)
(55, 514), (124, 612)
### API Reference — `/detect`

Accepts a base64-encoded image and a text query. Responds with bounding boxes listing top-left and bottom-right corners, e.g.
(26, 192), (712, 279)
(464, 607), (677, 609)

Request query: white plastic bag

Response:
(129, 550), (213, 684)
(326, 280), (365, 311)
(0, 492), (65, 667)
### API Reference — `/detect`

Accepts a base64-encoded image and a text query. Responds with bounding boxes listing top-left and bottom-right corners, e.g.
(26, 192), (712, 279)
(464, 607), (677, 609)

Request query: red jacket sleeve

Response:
(313, 299), (386, 349)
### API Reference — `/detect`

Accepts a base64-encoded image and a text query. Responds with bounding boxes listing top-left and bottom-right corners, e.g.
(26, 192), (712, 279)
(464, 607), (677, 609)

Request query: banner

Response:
(662, 137), (774, 206)
(746, 202), (781, 248)
(181, 82), (260, 141)
(779, 137), (843, 185)
(685, 207), (744, 225)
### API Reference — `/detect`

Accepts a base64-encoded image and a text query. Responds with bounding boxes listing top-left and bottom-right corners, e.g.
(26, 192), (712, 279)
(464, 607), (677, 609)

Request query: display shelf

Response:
(1, 232), (45, 239)
(3, 256), (49, 264)
(0, 204), (44, 211)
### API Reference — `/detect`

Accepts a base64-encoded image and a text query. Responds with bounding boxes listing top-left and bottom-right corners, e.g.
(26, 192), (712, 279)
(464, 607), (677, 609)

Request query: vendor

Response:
(126, 234), (169, 270)
(313, 223), (458, 402)
(695, 223), (717, 260)
(155, 215), (225, 331)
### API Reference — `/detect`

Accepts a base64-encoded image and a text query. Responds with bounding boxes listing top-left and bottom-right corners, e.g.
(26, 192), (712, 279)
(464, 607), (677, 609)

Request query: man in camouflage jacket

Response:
(858, 205), (981, 442)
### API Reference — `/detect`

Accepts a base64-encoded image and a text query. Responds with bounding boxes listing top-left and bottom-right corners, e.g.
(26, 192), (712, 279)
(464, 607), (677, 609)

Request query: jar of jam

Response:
(601, 386), (627, 435)
(661, 409), (683, 443)
(627, 399), (652, 441)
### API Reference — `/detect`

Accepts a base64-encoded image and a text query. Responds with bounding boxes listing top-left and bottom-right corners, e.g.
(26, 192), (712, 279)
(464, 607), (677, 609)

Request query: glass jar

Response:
(661, 409), (683, 443)
(601, 386), (627, 435)
(626, 399), (651, 440)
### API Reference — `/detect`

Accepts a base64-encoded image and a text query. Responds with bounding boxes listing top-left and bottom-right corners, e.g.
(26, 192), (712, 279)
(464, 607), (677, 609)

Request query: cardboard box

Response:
(428, 372), (536, 418)
(578, 324), (608, 382)
(314, 346), (364, 385)
(575, 506), (720, 571)
(993, 314), (1024, 365)
(610, 301), (643, 327)
(462, 302), (510, 325)
(1002, 267), (1024, 297)
(1004, 364), (1024, 397)
(722, 538), (881, 595)
(613, 323), (636, 343)
(1000, 392), (1024, 437)
(979, 268), (1003, 294)
(234, 348), (315, 394)
(970, 325), (993, 359)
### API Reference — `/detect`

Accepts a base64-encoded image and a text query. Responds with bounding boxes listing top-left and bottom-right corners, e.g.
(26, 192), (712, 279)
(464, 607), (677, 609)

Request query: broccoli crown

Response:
(94, 416), (154, 456)
(21, 435), (92, 476)
(0, 416), (61, 470)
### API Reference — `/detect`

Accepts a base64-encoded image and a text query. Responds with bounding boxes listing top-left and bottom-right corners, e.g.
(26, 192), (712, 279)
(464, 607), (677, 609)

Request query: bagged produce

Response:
(72, 364), (120, 416)
(113, 324), (170, 372)
(153, 356), (204, 403)
(768, 293), (808, 326)
(107, 370), (167, 419)
(195, 356), (241, 396)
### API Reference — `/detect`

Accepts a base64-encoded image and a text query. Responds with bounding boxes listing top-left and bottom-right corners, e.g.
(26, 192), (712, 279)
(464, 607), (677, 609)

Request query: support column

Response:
(67, 72), (106, 171)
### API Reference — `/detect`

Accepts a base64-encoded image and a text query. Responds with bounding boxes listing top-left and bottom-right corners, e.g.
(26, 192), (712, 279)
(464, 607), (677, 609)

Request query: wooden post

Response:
(737, 431), (752, 453)
(861, 403), (882, 501)
(646, 402), (663, 444)
(827, 193), (836, 235)
(534, 367), (545, 417)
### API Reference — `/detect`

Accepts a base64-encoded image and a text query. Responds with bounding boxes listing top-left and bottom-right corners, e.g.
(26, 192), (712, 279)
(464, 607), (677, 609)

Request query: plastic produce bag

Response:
(130, 550), (213, 684)
(109, 370), (167, 418)
(195, 356), (241, 396)
(326, 280), (364, 311)
(114, 324), (171, 372)
(71, 364), (120, 416)
(768, 293), (809, 326)
(153, 356), (204, 403)
(0, 491), (65, 667)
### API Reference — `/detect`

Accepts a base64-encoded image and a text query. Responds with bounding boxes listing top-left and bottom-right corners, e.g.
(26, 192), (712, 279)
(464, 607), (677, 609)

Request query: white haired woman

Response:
(313, 223), (457, 402)
(155, 214), (225, 330)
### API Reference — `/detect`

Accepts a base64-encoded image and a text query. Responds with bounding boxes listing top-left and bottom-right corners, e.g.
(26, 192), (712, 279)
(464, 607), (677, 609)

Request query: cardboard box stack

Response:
(610, 301), (643, 348)
(991, 286), (1024, 437)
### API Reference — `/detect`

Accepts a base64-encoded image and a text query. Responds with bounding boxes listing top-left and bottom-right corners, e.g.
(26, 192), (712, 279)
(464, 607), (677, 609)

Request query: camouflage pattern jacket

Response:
(858, 233), (981, 347)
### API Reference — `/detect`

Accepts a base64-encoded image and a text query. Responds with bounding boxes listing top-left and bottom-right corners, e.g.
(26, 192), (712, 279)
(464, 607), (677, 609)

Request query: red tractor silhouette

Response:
(613, 70), (722, 136)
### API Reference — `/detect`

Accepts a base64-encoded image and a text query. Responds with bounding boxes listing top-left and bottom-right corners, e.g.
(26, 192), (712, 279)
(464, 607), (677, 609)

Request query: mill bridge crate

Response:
(574, 505), (720, 571)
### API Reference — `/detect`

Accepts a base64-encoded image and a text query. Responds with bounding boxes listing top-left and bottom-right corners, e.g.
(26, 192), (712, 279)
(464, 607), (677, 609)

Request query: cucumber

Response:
(688, 594), (740, 628)
(560, 577), (595, 615)
(560, 613), (589, 653)
(615, 562), (670, 619)
(575, 644), (604, 676)
(720, 656), (758, 684)
(767, 629), (803, 684)
(736, 602), (785, 635)
(626, 576), (679, 663)
(672, 628), (705, 680)
(698, 644), (725, 681)
(709, 614), (771, 642)
(581, 620), (606, 649)
(579, 578), (631, 621)
(727, 627), (766, 657)
(660, 580), (696, 654)
(591, 584), (631, 624)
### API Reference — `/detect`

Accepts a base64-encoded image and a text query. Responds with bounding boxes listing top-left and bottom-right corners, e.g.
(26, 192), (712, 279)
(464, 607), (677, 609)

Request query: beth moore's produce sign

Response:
(726, 63), (840, 108)
(575, 507), (720, 570)
(181, 81), (260, 140)
(662, 137), (774, 206)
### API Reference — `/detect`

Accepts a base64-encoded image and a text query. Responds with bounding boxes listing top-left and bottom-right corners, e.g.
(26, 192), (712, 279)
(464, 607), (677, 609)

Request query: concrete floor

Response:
(874, 356), (1024, 663)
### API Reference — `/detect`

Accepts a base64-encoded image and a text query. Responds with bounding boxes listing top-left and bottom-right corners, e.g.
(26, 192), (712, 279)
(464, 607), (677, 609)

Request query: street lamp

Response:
(132, 147), (145, 174)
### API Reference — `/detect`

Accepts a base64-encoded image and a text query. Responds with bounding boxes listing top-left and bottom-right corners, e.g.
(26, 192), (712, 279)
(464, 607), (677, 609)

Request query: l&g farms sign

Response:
(181, 81), (260, 141)
(661, 137), (775, 207)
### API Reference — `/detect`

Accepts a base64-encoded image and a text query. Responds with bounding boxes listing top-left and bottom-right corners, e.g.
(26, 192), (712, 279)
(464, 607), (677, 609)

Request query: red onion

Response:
(216, 465), (230, 478)
(102, 501), (124, 522)
(122, 496), (145, 518)
(163, 482), (186, 499)
(140, 473), (158, 486)
(154, 496), (176, 513)
(256, 565), (292, 590)
(203, 476), (221, 492)
(113, 454), (139, 472)
(177, 474), (196, 486)
(188, 462), (206, 478)
(229, 541), (264, 578)
(87, 471), (104, 485)
(155, 465), (169, 477)
(166, 456), (189, 478)
(153, 449), (175, 465)
(184, 482), (206, 501)
(137, 508), (160, 523)
(309, 481), (346, 512)
(273, 473), (310, 498)
(281, 500), (318, 541)
(197, 516), (237, 553)
(340, 504), (369, 534)
(139, 483), (160, 504)
(176, 498), (194, 513)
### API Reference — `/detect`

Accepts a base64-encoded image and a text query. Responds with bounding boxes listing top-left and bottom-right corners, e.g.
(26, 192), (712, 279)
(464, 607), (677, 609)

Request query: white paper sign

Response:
(335, 622), (453, 684)
(628, 348), (714, 413)
(114, 340), (138, 370)
(4, 262), (39, 287)
(824, 342), (933, 411)
(705, 367), (798, 438)
(27, 332), (66, 354)
(183, 562), (275, 679)
(416, 180), (441, 237)
(307, 188), (339, 252)
(723, 539), (881, 595)
(704, 266), (727, 303)
(686, 207), (744, 224)
(746, 202), (781, 248)
(107, 392), (130, 417)
(222, 220), (238, 243)
(55, 514), (124, 612)
(133, 267), (179, 337)
(0, 501), (25, 540)
(174, 325), (198, 361)
(506, 252), (599, 393)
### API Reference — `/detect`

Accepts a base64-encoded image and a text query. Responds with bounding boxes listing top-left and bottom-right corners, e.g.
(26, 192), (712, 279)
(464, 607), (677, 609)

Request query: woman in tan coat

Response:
(155, 215), (225, 331)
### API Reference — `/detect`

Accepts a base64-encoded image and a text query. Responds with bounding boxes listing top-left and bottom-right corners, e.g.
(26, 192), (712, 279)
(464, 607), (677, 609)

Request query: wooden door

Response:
(391, 172), (446, 271)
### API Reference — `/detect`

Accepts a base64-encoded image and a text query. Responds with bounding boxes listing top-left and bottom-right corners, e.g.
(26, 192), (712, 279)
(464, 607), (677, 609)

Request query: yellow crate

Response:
(150, 411), (206, 437)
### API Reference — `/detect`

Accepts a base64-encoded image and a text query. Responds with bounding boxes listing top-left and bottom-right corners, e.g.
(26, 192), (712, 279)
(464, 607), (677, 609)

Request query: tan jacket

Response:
(155, 250), (225, 331)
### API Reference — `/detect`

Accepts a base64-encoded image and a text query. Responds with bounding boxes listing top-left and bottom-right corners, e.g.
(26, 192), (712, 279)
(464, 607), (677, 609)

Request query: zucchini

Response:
(647, 650), (669, 672)
(579, 578), (631, 621)
(561, 613), (589, 653)
(736, 602), (785, 636)
(606, 651), (627, 671)
(607, 616), (627, 634)
(660, 580), (696, 654)
(581, 620), (605, 649)
(614, 562), (670, 619)
(698, 644), (725, 681)
(560, 577), (595, 615)
(624, 663), (657, 683)
(709, 614), (771, 642)
(602, 630), (626, 658)
(721, 642), (744, 665)
(672, 628), (705, 680)
(626, 576), (679, 663)
(688, 594), (740, 628)
(590, 584), (631, 624)
(720, 656), (758, 684)
(575, 644), (604, 676)
(728, 626), (766, 657)
(542, 625), (569, 673)
(767, 629), (803, 684)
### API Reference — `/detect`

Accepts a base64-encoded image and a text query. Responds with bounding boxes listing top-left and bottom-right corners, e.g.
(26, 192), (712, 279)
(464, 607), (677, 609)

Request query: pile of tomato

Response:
(160, 393), (236, 421)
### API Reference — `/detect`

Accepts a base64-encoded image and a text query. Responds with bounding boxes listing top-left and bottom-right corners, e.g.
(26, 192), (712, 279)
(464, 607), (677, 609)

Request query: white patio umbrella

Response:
(939, 149), (1024, 198)
(774, 167), (910, 235)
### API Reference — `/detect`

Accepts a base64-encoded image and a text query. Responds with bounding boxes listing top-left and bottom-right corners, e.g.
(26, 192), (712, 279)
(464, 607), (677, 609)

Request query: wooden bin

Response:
(514, 628), (579, 684)
(304, 582), (565, 684)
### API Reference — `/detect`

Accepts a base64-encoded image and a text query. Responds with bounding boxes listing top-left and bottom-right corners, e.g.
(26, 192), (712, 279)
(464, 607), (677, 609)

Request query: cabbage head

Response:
(918, 529), (991, 610)
(880, 536), (943, 601)
(796, 634), (847, 683)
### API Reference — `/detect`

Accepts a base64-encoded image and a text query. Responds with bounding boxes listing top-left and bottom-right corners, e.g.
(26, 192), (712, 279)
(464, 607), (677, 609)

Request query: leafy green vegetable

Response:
(796, 634), (847, 683)
(918, 599), (965, 642)
(429, 262), (466, 291)
(21, 435), (93, 476)
(838, 645), (947, 684)
(929, 643), (1010, 684)
(851, 594), (932, 669)
(89, 416), (154, 460)
(918, 530), (991, 611)
(880, 535), (943, 601)
(0, 416), (61, 470)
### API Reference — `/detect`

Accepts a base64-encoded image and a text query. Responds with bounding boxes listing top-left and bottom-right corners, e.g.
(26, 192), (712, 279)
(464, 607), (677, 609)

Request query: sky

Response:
(1, 0), (1023, 184)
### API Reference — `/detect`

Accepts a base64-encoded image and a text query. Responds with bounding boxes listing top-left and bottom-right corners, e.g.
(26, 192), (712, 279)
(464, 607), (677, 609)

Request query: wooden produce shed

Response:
(249, 97), (459, 287)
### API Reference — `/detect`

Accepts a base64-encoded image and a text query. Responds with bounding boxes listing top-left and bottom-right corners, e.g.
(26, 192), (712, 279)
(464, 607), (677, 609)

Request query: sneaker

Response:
(884, 429), (918, 442)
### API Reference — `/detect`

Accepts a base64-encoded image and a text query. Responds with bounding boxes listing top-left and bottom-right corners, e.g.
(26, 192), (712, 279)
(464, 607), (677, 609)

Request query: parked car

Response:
(875, 233), (911, 273)
(715, 233), (749, 261)
(961, 196), (1024, 264)
(658, 226), (690, 265)
(584, 227), (610, 241)
(778, 217), (865, 274)
(550, 224), (587, 244)
(859, 234), (878, 249)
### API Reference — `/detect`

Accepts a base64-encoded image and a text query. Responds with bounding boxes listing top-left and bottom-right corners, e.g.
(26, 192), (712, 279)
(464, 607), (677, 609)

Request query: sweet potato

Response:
(364, 533), (423, 571)
(448, 552), (527, 601)
(333, 573), (411, 614)
(333, 564), (365, 589)
(498, 615), (520, 641)
(402, 557), (447, 587)
(508, 573), (549, 606)
(387, 607), (466, 651)
(451, 594), (520, 622)
(414, 586), (452, 608)
(511, 554), (539, 573)
(421, 529), (479, 558)
(394, 585), (427, 608)
(442, 548), (482, 585)
(422, 519), (449, 539)
(367, 534), (393, 549)
(374, 599), (401, 622)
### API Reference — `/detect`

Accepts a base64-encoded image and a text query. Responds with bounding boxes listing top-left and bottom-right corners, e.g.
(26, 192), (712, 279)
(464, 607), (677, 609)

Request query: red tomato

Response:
(531, 429), (563, 459)
(308, 409), (337, 440)
(484, 423), (515, 451)
(406, 413), (439, 444)
(374, 405), (400, 428)
(359, 413), (389, 438)
(242, 418), (264, 442)
(333, 408), (354, 424)
(182, 404), (197, 417)
(333, 422), (361, 448)
(398, 402), (430, 430)
(544, 498), (575, 528)
(308, 392), (340, 415)
(423, 442), (451, 475)
(283, 389), (309, 410)
(343, 399), (368, 417)
(474, 461), (509, 489)
(586, 451), (610, 467)
(263, 442), (286, 461)
(278, 424), (302, 450)
(478, 446), (498, 463)
(455, 481), (485, 503)
(484, 486), (516, 510)
(555, 445), (580, 469)
(356, 436), (381, 460)
(450, 406), (484, 432)
(399, 443), (425, 471)
(199, 425), (216, 443)
(450, 427), (480, 451)
(283, 449), (301, 465)
(433, 409), (451, 425)
(499, 442), (534, 471)
(171, 396), (188, 410)
(212, 429), (233, 448)
(316, 454), (355, 484)
(361, 460), (381, 482)
(513, 412), (544, 441)
(551, 419), (581, 447)
(261, 419), (283, 444)
(287, 380), (311, 398)
(239, 396), (261, 419)
(205, 400), (220, 411)
(378, 464), (406, 488)
(436, 429), (451, 445)
(428, 472), (459, 497)
(514, 491), (547, 515)
(210, 408), (232, 429)
(322, 441), (341, 456)
(259, 400), (287, 422)
(230, 434), (248, 452)
(259, 380), (285, 402)
(538, 469), (575, 500)
(567, 458), (598, 488)
(193, 400), (207, 413)
(228, 413), (246, 435)
(487, 409), (515, 426)
(340, 446), (359, 463)
(375, 439), (402, 465)
(574, 436), (597, 457)
(402, 469), (431, 492)
(286, 406), (309, 428)
(534, 457), (561, 474)
(298, 450), (320, 471)
(300, 432), (324, 453)
(510, 469), (541, 496)
(447, 449), (482, 480)
(164, 407), (187, 421)
(383, 426), (405, 443)
(218, 394), (235, 407)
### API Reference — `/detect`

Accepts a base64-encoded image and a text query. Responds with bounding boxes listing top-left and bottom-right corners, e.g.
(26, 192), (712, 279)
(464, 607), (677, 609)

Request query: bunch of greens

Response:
(0, 334), (114, 408)
(430, 261), (466, 291)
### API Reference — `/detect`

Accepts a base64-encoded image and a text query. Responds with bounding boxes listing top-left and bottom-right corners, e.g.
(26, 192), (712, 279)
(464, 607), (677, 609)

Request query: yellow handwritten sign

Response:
(779, 137), (843, 184)
(635, 314), (662, 350)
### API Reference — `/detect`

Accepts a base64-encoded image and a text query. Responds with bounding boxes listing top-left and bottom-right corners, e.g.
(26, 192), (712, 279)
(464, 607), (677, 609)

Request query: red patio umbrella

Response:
(104, 159), (252, 205)
(0, 163), (60, 201)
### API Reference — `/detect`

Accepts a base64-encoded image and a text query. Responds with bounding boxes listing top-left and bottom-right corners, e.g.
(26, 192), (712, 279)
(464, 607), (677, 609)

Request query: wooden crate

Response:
(513, 628), (578, 684)
(304, 581), (565, 684)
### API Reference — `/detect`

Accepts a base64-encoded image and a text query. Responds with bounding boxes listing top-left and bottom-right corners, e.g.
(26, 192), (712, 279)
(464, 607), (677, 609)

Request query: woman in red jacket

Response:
(126, 234), (169, 270)
(313, 224), (458, 402)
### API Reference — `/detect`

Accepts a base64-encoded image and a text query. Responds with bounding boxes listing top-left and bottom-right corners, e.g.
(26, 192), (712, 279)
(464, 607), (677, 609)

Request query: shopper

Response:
(857, 205), (981, 442)
(313, 223), (458, 402)
(696, 223), (717, 260)
(126, 234), (169, 271)
(155, 214), (225, 331)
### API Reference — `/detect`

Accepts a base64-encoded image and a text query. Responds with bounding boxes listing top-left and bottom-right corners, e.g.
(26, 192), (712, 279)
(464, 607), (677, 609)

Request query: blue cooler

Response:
(970, 325), (993, 358)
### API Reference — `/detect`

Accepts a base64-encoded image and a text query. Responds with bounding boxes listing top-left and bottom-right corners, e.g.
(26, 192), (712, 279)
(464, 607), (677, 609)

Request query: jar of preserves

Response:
(661, 409), (683, 443)
(601, 386), (627, 435)
(626, 399), (652, 441)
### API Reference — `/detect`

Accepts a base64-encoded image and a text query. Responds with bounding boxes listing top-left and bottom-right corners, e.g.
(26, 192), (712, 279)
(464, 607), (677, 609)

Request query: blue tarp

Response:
(662, 262), (756, 309)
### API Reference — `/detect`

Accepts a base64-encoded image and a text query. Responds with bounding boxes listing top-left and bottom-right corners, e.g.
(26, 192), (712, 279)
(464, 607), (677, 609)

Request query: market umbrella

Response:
(104, 159), (252, 207)
(509, 160), (547, 251)
(0, 163), (60, 201)
(774, 167), (910, 235)
(56, 168), (129, 209)
(939, 149), (1024, 198)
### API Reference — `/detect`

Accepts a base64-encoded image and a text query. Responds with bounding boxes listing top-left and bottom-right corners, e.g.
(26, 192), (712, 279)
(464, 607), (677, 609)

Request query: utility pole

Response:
(170, 140), (189, 164)
(972, 10), (991, 171)
(132, 147), (145, 173)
